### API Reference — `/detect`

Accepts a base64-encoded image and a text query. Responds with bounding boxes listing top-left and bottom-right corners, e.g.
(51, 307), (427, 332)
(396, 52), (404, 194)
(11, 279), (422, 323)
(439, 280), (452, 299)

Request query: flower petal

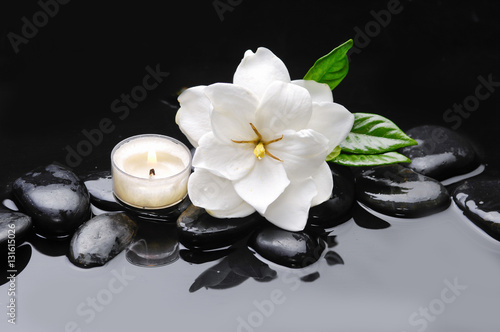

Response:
(267, 129), (329, 181)
(310, 162), (334, 206)
(255, 81), (312, 138)
(233, 47), (291, 99)
(264, 178), (317, 232)
(207, 201), (256, 219)
(176, 86), (212, 147)
(204, 83), (260, 143)
(188, 168), (245, 211)
(292, 79), (333, 103)
(307, 102), (354, 152)
(233, 156), (290, 215)
(193, 132), (255, 181)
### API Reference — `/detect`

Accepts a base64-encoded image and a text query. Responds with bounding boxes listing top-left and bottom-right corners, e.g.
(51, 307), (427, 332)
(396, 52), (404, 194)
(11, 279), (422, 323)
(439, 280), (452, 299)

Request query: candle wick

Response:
(149, 168), (155, 177)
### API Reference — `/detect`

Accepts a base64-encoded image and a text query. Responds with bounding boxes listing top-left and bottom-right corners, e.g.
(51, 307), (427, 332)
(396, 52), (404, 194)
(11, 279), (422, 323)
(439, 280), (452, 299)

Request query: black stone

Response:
(399, 125), (479, 180)
(308, 163), (355, 227)
(69, 212), (138, 268)
(453, 179), (500, 241)
(176, 204), (265, 250)
(81, 171), (122, 211)
(0, 210), (32, 246)
(12, 164), (91, 239)
(249, 224), (324, 268)
(355, 164), (450, 218)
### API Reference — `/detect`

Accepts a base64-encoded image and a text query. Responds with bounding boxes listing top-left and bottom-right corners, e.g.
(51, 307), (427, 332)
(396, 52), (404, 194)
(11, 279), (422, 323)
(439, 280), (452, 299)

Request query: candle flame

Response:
(148, 150), (157, 164)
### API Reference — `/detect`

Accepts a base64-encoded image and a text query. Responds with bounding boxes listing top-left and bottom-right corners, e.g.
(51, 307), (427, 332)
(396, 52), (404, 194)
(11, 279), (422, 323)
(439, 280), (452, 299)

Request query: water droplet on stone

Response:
(12, 164), (91, 239)
(69, 212), (137, 268)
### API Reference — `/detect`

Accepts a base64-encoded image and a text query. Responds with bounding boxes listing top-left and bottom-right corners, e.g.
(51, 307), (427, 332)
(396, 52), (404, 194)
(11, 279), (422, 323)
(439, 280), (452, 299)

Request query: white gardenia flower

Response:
(176, 47), (354, 231)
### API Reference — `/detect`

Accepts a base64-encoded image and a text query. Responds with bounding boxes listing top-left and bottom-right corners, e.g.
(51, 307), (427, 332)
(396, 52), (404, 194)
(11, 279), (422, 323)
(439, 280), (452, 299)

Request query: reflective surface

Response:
(1, 204), (500, 331)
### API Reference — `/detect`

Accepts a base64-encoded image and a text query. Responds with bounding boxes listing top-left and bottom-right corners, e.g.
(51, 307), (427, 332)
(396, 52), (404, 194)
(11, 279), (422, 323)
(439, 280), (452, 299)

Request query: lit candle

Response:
(111, 134), (192, 209)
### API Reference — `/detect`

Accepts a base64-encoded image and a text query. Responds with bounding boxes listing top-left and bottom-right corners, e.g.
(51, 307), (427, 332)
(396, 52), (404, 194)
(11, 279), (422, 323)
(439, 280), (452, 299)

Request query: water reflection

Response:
(0, 244), (31, 286)
(186, 228), (345, 292)
(126, 220), (179, 267)
(27, 232), (71, 257)
(187, 238), (278, 292)
(352, 201), (391, 229)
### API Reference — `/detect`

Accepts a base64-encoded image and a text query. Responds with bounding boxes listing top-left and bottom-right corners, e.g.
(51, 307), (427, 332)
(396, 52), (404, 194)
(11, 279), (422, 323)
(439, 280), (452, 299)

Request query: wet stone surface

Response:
(69, 212), (138, 268)
(399, 125), (479, 181)
(308, 163), (355, 227)
(81, 171), (122, 211)
(0, 209), (32, 246)
(453, 179), (500, 241)
(177, 204), (265, 250)
(249, 224), (324, 268)
(355, 164), (451, 218)
(12, 164), (91, 238)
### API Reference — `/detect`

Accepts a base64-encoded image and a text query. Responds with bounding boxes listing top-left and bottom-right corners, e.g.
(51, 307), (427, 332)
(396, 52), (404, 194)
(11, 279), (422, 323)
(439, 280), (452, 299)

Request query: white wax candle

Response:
(111, 134), (192, 209)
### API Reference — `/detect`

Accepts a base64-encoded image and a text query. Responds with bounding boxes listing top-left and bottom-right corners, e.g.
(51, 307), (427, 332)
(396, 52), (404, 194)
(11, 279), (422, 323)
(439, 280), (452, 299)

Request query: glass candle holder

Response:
(111, 134), (192, 209)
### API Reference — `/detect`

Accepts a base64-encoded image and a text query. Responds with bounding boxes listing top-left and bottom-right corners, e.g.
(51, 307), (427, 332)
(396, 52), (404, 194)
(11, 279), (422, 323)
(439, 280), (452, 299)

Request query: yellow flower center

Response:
(254, 142), (266, 159)
(232, 123), (283, 161)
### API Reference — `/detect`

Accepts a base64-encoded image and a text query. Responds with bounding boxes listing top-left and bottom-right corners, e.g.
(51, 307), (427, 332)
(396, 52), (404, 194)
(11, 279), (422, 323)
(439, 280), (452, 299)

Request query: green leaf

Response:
(303, 39), (353, 90)
(331, 152), (411, 167)
(340, 113), (417, 154)
(326, 146), (341, 161)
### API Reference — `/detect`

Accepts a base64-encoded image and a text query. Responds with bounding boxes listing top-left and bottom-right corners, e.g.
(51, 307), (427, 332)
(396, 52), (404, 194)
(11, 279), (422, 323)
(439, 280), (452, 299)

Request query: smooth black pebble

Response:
(249, 224), (324, 268)
(355, 164), (450, 218)
(309, 163), (355, 227)
(0, 210), (32, 246)
(453, 179), (500, 241)
(399, 125), (479, 180)
(12, 164), (91, 238)
(69, 212), (137, 268)
(177, 204), (265, 250)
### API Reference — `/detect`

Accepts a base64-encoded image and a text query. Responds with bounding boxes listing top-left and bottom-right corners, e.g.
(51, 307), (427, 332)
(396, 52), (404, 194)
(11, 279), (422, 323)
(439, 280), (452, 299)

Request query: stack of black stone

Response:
(1, 125), (498, 275)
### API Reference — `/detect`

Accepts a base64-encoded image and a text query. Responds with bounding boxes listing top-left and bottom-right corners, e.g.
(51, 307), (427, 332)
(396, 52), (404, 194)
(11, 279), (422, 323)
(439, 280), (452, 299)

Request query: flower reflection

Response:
(185, 229), (344, 292)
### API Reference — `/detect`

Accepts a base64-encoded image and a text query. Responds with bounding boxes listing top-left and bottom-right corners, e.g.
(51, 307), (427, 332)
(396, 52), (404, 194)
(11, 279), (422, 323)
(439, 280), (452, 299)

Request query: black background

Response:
(0, 0), (499, 188)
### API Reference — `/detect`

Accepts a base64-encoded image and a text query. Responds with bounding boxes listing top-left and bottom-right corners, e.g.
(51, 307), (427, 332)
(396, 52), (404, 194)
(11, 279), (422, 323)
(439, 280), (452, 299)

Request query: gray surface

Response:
(1, 201), (499, 332)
